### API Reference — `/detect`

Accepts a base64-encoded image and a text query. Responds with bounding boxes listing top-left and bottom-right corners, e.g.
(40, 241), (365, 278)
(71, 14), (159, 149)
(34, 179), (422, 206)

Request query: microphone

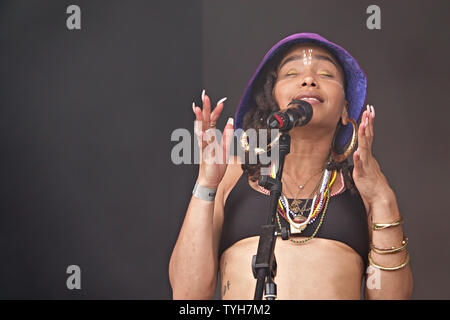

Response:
(266, 100), (313, 130)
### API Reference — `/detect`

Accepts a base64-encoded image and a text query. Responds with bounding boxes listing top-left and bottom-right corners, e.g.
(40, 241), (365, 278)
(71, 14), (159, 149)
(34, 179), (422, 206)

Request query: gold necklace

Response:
(283, 168), (324, 198)
(282, 169), (325, 222)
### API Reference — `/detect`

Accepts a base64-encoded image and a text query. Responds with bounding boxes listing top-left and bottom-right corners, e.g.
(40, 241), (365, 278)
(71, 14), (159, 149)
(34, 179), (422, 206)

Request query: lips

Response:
(293, 93), (324, 105)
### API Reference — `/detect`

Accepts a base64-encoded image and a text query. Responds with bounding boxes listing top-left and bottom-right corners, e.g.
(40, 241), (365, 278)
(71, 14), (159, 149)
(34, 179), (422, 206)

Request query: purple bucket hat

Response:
(234, 32), (367, 148)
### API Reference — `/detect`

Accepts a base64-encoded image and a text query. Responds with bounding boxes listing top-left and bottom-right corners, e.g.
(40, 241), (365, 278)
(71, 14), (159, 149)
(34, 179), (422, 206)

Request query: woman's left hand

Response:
(352, 105), (395, 209)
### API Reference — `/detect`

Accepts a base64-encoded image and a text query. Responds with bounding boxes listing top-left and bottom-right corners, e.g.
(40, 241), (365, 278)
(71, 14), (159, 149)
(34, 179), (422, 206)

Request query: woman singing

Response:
(169, 33), (413, 299)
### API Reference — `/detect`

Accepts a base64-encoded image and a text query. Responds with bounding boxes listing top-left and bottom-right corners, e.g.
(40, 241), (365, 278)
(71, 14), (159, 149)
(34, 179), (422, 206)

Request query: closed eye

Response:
(318, 71), (334, 77)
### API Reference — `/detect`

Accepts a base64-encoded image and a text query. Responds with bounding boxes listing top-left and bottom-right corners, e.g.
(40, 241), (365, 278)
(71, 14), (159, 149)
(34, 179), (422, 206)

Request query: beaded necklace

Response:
(258, 168), (345, 244)
(276, 170), (344, 223)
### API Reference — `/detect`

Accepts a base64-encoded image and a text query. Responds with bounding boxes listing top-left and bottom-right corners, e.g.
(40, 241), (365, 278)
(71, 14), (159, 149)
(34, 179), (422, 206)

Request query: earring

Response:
(330, 118), (357, 163)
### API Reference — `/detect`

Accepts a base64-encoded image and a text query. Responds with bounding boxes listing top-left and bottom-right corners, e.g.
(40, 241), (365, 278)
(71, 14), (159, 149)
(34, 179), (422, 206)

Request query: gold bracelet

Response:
(368, 250), (410, 271)
(370, 236), (408, 254)
(372, 215), (403, 231)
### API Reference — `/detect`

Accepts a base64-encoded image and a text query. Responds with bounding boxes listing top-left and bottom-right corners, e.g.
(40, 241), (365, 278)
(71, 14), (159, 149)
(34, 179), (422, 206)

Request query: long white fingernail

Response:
(371, 105), (375, 118)
(217, 97), (227, 106)
(227, 117), (234, 126)
(201, 89), (205, 102)
(192, 102), (195, 113)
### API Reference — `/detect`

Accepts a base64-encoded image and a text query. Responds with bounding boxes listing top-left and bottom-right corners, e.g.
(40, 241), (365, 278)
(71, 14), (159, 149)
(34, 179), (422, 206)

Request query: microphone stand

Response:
(252, 130), (291, 300)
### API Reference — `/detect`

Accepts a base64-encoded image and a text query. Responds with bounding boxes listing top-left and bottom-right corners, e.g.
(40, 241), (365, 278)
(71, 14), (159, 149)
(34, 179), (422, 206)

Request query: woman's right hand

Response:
(193, 89), (234, 188)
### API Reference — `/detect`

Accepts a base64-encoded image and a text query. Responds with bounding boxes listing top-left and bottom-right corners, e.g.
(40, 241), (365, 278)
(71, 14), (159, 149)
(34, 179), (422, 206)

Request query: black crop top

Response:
(219, 168), (370, 268)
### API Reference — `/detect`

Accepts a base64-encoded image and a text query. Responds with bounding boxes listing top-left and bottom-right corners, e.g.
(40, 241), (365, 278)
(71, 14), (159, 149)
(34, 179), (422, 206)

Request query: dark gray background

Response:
(0, 0), (202, 299)
(0, 0), (449, 299)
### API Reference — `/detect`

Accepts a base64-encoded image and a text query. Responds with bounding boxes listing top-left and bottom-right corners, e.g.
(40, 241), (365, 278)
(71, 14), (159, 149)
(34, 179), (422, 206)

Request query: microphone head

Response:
(266, 100), (313, 130)
(287, 99), (313, 126)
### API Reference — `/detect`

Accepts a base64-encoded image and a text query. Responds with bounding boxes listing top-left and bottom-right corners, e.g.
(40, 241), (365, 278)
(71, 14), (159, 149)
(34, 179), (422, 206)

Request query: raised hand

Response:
(352, 105), (395, 210)
(193, 89), (234, 188)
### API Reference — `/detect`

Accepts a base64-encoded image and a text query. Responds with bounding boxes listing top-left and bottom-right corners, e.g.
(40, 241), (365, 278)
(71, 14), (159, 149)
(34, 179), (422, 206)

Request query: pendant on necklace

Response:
(290, 222), (307, 234)
(290, 199), (302, 213)
(290, 199), (306, 217)
(289, 199), (307, 234)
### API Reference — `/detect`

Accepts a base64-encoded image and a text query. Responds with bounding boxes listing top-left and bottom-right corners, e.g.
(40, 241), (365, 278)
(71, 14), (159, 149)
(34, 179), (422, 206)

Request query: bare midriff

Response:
(219, 236), (364, 299)
(219, 170), (365, 300)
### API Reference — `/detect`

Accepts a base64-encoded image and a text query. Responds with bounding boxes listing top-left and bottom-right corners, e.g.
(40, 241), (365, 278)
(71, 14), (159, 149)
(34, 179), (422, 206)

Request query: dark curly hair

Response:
(240, 44), (359, 197)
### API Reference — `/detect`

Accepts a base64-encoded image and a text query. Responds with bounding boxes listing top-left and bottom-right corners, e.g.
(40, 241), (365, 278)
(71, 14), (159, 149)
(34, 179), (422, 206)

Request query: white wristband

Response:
(192, 181), (217, 202)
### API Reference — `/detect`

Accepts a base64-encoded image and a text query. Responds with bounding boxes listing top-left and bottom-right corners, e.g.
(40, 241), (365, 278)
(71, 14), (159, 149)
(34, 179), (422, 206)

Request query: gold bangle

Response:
(368, 250), (410, 271)
(370, 236), (408, 254)
(372, 215), (403, 231)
